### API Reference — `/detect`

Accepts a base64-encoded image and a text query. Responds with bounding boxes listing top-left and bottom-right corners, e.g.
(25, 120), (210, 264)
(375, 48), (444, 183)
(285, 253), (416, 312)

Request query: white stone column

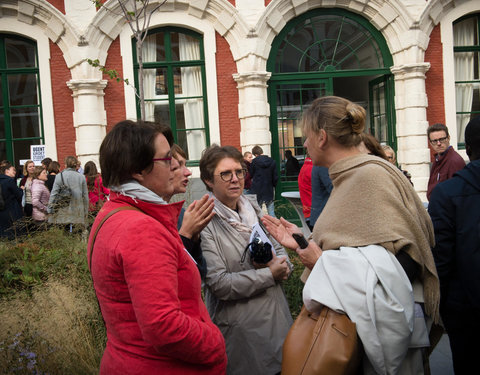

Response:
(66, 79), (108, 169)
(233, 71), (273, 156)
(391, 63), (431, 201)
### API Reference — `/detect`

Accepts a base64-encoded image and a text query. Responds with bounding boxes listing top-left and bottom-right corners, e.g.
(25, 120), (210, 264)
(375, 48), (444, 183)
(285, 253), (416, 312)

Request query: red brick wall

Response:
(265, 0), (273, 6)
(425, 25), (445, 159)
(46, 0), (65, 14)
(227, 0), (235, 6)
(103, 37), (126, 131)
(215, 32), (240, 148)
(49, 41), (75, 165)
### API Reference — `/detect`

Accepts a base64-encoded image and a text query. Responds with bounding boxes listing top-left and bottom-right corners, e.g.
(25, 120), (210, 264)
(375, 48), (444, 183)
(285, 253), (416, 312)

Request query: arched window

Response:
(454, 13), (480, 146)
(133, 27), (209, 163)
(268, 9), (394, 193)
(0, 34), (44, 164)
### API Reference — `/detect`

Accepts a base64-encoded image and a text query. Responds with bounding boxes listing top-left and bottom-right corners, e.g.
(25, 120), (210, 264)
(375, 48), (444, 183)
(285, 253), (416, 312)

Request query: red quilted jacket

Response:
(88, 192), (227, 374)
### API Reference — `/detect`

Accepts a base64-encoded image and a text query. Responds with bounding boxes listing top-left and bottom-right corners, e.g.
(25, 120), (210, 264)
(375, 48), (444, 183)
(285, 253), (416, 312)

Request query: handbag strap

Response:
(88, 206), (140, 271)
(60, 171), (65, 186)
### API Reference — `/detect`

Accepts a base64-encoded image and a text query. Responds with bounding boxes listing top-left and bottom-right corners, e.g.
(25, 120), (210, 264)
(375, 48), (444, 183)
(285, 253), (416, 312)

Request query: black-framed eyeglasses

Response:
(429, 136), (448, 145)
(217, 169), (247, 182)
(152, 156), (172, 165)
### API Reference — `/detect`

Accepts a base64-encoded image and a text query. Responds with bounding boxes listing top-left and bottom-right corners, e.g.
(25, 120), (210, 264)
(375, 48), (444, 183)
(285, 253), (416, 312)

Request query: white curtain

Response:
(454, 18), (475, 144)
(142, 34), (157, 121)
(179, 34), (205, 160)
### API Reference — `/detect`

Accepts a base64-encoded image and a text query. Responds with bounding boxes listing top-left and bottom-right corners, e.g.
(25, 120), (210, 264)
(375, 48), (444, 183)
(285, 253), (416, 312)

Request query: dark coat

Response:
(309, 166), (333, 227)
(250, 154), (278, 203)
(428, 159), (480, 312)
(0, 174), (24, 238)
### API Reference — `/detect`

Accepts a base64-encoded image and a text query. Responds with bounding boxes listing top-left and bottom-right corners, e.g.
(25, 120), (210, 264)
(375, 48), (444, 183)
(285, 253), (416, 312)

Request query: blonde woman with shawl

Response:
(199, 145), (293, 375)
(262, 96), (440, 375)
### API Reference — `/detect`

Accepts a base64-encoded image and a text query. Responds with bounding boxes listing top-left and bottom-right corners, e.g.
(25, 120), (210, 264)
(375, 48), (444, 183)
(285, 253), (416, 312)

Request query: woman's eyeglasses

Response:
(217, 169), (247, 182)
(152, 156), (172, 166)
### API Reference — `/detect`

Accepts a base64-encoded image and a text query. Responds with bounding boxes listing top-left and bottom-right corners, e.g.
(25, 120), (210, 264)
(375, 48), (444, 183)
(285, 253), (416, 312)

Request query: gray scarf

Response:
(109, 180), (168, 205)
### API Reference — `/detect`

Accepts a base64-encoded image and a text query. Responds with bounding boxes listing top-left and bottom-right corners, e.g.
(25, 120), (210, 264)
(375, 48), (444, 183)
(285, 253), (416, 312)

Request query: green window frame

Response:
(132, 27), (210, 165)
(453, 13), (480, 148)
(0, 34), (44, 164)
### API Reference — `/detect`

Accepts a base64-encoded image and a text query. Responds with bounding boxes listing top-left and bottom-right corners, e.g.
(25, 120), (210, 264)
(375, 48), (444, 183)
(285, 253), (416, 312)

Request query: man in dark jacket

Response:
(0, 161), (24, 239)
(428, 115), (480, 374)
(427, 123), (465, 200)
(250, 145), (278, 217)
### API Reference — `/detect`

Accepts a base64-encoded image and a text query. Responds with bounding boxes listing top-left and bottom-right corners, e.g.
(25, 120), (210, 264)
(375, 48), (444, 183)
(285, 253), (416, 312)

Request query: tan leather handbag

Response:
(282, 305), (362, 375)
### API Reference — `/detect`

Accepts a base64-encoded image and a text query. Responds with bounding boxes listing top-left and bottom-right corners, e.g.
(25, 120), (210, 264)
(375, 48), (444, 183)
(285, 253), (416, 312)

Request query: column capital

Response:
(67, 79), (108, 95)
(390, 63), (430, 79)
(233, 71), (271, 87)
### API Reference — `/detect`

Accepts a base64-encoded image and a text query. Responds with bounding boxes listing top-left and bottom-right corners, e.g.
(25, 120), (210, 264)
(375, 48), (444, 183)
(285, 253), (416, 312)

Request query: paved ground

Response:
(430, 334), (454, 375)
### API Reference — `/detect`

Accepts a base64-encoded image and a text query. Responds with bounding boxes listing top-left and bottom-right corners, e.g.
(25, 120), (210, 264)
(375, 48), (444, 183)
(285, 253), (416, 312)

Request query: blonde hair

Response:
(23, 160), (35, 176)
(302, 96), (366, 147)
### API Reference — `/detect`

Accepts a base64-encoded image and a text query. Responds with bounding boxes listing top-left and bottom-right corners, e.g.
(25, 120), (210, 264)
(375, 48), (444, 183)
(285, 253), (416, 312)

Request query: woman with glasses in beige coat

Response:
(199, 145), (293, 375)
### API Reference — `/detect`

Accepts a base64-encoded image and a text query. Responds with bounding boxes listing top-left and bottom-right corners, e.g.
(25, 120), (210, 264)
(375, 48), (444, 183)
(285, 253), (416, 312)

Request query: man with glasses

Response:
(427, 123), (465, 200)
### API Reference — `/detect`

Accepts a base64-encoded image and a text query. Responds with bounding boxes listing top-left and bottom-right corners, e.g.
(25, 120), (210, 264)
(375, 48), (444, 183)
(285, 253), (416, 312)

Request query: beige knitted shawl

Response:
(312, 154), (440, 322)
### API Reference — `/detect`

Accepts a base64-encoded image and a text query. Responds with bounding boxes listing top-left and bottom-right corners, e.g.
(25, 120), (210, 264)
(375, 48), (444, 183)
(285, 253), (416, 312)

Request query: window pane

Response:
(8, 74), (38, 106)
(177, 130), (206, 160)
(0, 142), (6, 162)
(179, 66), (203, 97)
(170, 32), (180, 61)
(6, 38), (36, 68)
(173, 67), (182, 95)
(178, 34), (200, 61)
(143, 33), (165, 62)
(13, 139), (40, 161)
(153, 103), (171, 125)
(0, 110), (5, 139)
(175, 99), (204, 131)
(143, 68), (167, 97)
(11, 107), (40, 138)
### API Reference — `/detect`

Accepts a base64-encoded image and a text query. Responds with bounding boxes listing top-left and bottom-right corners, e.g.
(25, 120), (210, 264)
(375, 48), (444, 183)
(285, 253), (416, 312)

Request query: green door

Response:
(270, 79), (332, 196)
(369, 75), (396, 150)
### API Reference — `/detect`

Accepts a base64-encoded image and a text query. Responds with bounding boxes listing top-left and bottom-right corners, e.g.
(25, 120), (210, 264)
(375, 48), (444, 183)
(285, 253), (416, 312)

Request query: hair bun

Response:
(346, 103), (365, 134)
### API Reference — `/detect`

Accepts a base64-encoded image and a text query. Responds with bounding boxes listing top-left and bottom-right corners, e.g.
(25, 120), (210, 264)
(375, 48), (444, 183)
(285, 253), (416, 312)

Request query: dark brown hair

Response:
(100, 120), (173, 187)
(48, 161), (60, 174)
(171, 144), (187, 160)
(199, 144), (245, 191)
(360, 133), (388, 161)
(65, 156), (78, 169)
(32, 166), (45, 179)
(427, 123), (449, 139)
(84, 161), (99, 191)
(302, 96), (366, 148)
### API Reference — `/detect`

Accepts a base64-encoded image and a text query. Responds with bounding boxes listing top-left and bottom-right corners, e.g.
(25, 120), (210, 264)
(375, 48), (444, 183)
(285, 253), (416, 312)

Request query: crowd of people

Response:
(2, 95), (477, 374)
(0, 156), (109, 238)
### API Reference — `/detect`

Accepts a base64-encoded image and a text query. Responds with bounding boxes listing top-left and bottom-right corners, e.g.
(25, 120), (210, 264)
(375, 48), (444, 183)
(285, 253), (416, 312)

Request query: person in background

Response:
(263, 96), (440, 374)
(309, 165), (332, 228)
(284, 149), (301, 181)
(382, 145), (413, 185)
(46, 161), (60, 192)
(41, 157), (52, 171)
(298, 155), (313, 230)
(19, 160), (35, 217)
(76, 160), (84, 174)
(250, 145), (278, 217)
(243, 151), (253, 194)
(0, 161), (24, 239)
(199, 144), (292, 375)
(31, 166), (50, 227)
(88, 120), (226, 374)
(48, 156), (89, 232)
(162, 144), (213, 279)
(428, 115), (480, 374)
(427, 123), (465, 200)
(84, 161), (110, 212)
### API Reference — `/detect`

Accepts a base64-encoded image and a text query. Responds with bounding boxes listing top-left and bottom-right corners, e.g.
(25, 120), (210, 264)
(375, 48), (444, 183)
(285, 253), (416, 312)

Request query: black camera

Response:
(246, 237), (273, 264)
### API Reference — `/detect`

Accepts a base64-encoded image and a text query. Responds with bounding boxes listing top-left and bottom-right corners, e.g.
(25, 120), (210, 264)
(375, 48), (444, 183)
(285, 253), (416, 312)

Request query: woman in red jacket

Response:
(88, 120), (227, 375)
(84, 160), (110, 212)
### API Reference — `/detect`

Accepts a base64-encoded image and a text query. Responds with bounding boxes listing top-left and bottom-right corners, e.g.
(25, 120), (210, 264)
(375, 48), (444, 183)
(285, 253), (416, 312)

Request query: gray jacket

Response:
(48, 168), (89, 225)
(201, 195), (293, 375)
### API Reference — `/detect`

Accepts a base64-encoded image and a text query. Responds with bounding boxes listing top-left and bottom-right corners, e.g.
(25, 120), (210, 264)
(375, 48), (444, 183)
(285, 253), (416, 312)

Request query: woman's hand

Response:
(296, 241), (323, 270)
(267, 253), (290, 281)
(179, 194), (215, 240)
(261, 215), (299, 250)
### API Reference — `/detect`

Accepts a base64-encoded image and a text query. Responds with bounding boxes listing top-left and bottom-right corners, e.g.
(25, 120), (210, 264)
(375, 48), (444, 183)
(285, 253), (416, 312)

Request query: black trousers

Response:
(441, 305), (480, 374)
